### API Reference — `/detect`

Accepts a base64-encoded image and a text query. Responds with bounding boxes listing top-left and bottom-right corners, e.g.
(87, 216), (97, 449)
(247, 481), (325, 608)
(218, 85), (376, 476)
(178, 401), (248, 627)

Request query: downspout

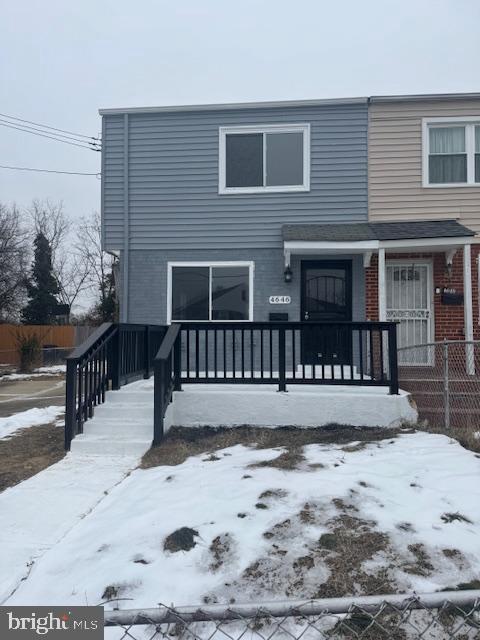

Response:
(121, 113), (130, 323)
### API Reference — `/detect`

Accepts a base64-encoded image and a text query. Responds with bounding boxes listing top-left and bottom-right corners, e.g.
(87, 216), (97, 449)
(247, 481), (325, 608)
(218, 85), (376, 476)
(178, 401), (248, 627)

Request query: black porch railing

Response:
(65, 321), (398, 450)
(64, 323), (166, 449)
(178, 321), (398, 391)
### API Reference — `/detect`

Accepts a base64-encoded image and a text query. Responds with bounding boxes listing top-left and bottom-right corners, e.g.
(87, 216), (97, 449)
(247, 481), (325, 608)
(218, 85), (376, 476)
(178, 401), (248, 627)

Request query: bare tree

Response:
(76, 212), (118, 322)
(26, 199), (90, 316)
(0, 203), (29, 322)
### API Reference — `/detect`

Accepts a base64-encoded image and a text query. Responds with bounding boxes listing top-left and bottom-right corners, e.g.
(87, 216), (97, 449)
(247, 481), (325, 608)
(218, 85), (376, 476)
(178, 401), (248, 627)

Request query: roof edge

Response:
(370, 92), (480, 104)
(98, 96), (368, 116)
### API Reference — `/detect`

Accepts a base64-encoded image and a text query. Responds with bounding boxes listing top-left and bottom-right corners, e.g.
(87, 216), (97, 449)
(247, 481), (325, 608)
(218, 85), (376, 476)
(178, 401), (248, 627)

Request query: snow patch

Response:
(0, 406), (64, 439)
(0, 365), (66, 382)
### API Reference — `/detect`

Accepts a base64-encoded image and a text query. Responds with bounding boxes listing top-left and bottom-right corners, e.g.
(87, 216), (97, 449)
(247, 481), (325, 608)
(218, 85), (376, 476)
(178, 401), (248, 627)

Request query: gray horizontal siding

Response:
(102, 104), (368, 251)
(102, 115), (125, 248)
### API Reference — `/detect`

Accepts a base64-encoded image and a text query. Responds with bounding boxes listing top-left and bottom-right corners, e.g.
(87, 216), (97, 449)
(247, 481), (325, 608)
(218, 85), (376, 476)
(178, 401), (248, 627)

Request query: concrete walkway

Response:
(0, 452), (143, 603)
(0, 377), (65, 417)
(0, 380), (154, 604)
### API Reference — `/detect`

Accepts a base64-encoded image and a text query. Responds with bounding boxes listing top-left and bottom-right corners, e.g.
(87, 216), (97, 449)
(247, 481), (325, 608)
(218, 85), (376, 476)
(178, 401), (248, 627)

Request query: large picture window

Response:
(424, 119), (480, 186)
(169, 263), (253, 321)
(219, 124), (310, 194)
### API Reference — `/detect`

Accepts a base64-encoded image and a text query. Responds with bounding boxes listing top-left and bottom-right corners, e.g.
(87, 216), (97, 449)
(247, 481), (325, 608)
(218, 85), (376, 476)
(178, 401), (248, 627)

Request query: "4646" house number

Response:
(269, 295), (291, 304)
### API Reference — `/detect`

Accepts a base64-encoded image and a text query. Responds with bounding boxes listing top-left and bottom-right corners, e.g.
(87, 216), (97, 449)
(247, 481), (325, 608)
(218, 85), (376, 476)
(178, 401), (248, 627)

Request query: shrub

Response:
(14, 331), (42, 373)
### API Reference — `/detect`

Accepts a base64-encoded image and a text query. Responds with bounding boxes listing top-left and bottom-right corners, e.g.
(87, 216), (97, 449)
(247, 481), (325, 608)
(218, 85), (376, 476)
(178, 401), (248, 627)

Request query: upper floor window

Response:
(423, 118), (480, 186)
(219, 124), (310, 194)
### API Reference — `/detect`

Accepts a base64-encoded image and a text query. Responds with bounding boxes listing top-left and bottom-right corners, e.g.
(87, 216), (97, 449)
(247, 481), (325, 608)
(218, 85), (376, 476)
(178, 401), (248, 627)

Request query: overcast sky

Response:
(1, 0), (479, 226)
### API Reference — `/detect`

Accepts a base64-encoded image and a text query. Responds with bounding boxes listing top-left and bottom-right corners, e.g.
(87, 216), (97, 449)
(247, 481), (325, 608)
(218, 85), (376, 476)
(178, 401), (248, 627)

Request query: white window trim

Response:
(422, 116), (480, 188)
(218, 123), (310, 194)
(167, 261), (255, 323)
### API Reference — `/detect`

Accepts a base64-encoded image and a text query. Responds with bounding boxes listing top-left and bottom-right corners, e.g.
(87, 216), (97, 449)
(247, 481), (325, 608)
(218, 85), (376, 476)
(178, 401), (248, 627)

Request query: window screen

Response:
(225, 134), (263, 187)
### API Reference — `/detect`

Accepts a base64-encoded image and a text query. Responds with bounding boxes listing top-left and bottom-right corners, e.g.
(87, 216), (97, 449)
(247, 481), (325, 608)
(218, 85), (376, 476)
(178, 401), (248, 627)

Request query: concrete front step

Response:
(70, 383), (154, 457)
(70, 436), (152, 457)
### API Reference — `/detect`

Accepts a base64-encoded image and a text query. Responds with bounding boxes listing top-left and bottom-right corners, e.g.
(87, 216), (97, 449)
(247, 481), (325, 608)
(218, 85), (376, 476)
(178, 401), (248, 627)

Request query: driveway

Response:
(0, 378), (65, 418)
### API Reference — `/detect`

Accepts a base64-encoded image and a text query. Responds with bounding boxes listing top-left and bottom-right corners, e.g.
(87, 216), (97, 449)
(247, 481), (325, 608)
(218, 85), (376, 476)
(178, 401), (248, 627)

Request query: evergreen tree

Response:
(97, 271), (117, 322)
(22, 232), (60, 324)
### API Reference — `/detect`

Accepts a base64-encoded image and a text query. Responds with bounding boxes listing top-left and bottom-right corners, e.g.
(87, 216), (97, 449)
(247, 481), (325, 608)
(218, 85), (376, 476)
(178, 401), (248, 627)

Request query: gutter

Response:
(99, 96), (368, 116)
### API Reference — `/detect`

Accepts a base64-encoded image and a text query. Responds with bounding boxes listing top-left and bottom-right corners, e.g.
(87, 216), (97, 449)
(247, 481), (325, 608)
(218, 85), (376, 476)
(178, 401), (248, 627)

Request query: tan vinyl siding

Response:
(368, 99), (480, 238)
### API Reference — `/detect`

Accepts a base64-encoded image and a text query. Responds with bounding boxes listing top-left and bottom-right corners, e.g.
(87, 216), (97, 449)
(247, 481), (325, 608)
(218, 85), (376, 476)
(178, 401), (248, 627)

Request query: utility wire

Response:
(0, 117), (100, 146)
(0, 111), (100, 142)
(0, 164), (100, 176)
(0, 122), (101, 151)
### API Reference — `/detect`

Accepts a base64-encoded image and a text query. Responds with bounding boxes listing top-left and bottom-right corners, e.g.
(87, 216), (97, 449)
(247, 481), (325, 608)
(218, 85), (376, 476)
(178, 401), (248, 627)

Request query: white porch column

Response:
(378, 248), (386, 321)
(463, 243), (475, 374)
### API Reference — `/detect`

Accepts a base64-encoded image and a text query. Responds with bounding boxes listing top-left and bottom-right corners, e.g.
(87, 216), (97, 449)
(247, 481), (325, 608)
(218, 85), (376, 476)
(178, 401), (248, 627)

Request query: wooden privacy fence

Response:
(0, 324), (92, 366)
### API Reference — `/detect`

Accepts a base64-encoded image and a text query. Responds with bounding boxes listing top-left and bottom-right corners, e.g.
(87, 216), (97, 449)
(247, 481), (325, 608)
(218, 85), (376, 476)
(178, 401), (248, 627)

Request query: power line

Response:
(0, 111), (99, 142)
(0, 117), (100, 146)
(0, 122), (101, 151)
(0, 164), (100, 176)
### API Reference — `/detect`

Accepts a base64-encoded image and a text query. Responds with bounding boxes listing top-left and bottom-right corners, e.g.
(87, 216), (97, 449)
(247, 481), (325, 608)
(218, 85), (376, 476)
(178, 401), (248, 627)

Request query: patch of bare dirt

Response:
(258, 488), (288, 500)
(314, 504), (395, 599)
(140, 425), (402, 468)
(248, 447), (305, 471)
(0, 423), (65, 491)
(402, 543), (434, 577)
(209, 533), (234, 571)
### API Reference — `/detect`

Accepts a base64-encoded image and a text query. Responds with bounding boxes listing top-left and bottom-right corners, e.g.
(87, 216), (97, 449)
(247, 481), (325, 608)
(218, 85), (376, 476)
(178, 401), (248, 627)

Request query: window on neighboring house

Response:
(170, 263), (253, 321)
(425, 120), (480, 186)
(219, 124), (310, 193)
(476, 126), (480, 183)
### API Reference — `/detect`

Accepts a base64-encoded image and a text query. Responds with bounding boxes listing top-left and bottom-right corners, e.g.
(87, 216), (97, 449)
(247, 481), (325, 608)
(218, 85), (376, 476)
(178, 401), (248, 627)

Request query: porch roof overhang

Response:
(282, 220), (475, 267)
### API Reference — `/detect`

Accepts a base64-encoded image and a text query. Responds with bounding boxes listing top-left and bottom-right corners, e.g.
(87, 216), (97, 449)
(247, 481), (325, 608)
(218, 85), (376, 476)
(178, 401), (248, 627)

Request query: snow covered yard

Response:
(5, 428), (480, 616)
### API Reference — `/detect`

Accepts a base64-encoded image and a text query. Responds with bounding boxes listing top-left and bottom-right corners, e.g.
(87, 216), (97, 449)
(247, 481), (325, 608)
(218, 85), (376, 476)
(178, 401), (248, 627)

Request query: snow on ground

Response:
(0, 365), (66, 381)
(5, 431), (480, 613)
(0, 405), (64, 439)
(0, 452), (142, 603)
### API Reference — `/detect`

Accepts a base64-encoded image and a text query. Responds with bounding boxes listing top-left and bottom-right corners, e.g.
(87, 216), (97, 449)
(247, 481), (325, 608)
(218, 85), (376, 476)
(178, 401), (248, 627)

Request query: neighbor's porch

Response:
(283, 220), (477, 369)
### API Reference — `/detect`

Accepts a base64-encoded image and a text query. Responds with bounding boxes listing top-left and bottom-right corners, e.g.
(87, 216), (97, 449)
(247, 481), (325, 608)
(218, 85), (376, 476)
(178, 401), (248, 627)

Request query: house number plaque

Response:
(269, 295), (291, 304)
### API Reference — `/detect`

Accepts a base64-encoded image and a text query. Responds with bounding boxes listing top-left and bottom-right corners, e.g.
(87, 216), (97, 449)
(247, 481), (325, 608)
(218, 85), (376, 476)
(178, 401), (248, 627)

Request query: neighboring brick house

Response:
(367, 93), (480, 362)
(100, 93), (478, 369)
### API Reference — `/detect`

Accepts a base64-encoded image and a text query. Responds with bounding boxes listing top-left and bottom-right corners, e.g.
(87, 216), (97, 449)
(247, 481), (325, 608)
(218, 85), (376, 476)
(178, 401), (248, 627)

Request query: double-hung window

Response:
(424, 119), (480, 186)
(219, 124), (310, 194)
(168, 262), (253, 322)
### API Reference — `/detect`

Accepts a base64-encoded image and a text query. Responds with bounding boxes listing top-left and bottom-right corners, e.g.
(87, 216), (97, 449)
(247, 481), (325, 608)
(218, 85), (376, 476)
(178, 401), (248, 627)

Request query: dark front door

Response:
(301, 260), (353, 365)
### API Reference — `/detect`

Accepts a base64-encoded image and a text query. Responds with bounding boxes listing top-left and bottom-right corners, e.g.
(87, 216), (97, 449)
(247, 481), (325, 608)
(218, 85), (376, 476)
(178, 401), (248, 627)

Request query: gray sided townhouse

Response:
(100, 93), (479, 366)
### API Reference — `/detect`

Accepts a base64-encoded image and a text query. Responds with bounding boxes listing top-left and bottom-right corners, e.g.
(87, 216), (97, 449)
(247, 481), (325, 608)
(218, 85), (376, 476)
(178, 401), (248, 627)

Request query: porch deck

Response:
(65, 321), (408, 452)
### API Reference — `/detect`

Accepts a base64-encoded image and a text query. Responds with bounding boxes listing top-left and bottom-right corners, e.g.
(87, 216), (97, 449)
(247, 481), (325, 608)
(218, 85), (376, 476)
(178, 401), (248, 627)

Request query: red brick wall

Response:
(364, 246), (480, 340)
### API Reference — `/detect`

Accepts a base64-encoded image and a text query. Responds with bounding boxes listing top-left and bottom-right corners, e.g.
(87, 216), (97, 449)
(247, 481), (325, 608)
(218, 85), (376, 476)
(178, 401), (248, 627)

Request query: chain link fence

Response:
(398, 340), (480, 430)
(0, 347), (71, 373)
(103, 590), (480, 639)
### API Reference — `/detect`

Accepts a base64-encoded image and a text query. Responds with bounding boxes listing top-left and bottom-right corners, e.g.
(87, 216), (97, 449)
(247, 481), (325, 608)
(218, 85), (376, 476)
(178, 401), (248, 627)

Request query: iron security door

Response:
(386, 262), (433, 365)
(301, 261), (353, 365)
